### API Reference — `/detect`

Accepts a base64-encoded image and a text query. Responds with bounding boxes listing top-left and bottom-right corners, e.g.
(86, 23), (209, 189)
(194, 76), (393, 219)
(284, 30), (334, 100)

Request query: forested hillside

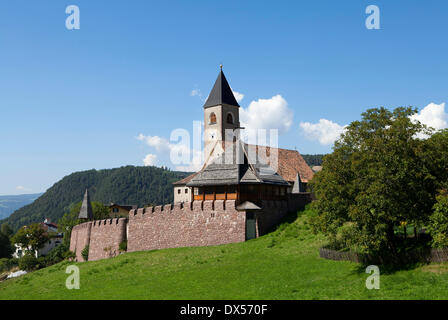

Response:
(301, 154), (325, 167)
(1, 166), (190, 231)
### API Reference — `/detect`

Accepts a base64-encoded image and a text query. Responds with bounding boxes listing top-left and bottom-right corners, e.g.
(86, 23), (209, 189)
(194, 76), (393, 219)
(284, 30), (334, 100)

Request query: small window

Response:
(210, 112), (217, 124)
(185, 188), (188, 194)
(227, 113), (234, 124)
(112, 207), (119, 213)
(178, 189), (181, 194)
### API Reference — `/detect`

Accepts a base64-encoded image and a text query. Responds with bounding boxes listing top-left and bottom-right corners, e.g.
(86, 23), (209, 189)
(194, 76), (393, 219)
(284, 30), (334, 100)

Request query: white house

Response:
(13, 219), (64, 259)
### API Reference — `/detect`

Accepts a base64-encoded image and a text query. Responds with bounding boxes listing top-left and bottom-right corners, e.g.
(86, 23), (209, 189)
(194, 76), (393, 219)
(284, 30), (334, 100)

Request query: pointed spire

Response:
(78, 189), (93, 220)
(292, 173), (303, 193)
(203, 67), (240, 108)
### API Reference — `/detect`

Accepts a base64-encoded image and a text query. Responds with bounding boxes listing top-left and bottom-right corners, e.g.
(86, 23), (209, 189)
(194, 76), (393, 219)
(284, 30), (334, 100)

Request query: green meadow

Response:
(1, 207), (448, 300)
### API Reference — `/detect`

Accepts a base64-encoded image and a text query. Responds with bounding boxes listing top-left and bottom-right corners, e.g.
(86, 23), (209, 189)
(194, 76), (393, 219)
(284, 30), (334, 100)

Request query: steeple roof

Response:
(78, 189), (93, 220)
(203, 69), (240, 108)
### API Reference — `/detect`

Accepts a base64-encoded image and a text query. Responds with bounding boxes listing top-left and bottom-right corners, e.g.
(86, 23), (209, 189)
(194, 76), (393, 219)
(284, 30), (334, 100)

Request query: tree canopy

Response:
(311, 107), (448, 255)
(11, 223), (49, 254)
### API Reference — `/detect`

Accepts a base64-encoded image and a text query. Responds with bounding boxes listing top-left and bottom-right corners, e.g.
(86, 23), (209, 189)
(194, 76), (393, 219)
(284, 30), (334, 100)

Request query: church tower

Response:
(203, 67), (241, 159)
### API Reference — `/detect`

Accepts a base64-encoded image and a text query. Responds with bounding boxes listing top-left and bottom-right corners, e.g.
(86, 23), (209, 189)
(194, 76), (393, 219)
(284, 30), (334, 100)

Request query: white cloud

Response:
(143, 154), (157, 166)
(137, 134), (203, 171)
(136, 134), (170, 153)
(191, 89), (202, 97)
(410, 102), (447, 131)
(300, 119), (347, 145)
(232, 89), (244, 103)
(240, 95), (293, 134)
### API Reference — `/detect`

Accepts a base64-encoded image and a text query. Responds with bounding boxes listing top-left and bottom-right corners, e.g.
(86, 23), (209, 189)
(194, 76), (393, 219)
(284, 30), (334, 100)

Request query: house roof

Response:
(108, 203), (137, 211)
(245, 144), (314, 183)
(78, 189), (93, 220)
(186, 142), (290, 187)
(172, 172), (198, 185)
(203, 70), (240, 108)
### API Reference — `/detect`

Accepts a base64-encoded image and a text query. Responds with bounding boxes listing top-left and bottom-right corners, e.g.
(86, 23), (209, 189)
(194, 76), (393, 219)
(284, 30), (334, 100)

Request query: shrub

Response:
(428, 191), (448, 248)
(45, 243), (69, 266)
(81, 245), (89, 261)
(0, 258), (18, 273)
(64, 250), (76, 261)
(119, 240), (127, 253)
(18, 254), (39, 271)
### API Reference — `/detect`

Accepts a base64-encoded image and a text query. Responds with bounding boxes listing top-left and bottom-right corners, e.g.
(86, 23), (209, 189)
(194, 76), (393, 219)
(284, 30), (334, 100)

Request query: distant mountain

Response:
(0, 166), (191, 231)
(0, 193), (43, 220)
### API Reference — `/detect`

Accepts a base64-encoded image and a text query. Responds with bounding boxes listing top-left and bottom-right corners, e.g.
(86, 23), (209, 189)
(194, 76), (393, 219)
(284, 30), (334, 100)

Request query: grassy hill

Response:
(1, 207), (448, 300)
(1, 166), (191, 231)
(0, 193), (43, 220)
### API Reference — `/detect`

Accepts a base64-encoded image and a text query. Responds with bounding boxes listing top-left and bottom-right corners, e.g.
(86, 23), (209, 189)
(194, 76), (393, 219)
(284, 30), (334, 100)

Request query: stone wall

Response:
(88, 218), (127, 261)
(127, 200), (246, 253)
(70, 221), (92, 261)
(70, 196), (313, 262)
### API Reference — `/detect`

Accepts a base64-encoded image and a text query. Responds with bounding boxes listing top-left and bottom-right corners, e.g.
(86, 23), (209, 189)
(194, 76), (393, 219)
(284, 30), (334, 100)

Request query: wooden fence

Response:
(319, 247), (448, 265)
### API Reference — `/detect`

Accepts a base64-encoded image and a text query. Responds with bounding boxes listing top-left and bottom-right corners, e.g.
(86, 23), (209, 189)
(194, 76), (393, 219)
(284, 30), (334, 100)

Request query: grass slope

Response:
(1, 207), (448, 300)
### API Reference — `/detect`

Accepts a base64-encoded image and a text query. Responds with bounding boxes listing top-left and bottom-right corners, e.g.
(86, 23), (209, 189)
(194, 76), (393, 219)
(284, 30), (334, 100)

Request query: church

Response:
(70, 67), (315, 262)
(173, 68), (314, 206)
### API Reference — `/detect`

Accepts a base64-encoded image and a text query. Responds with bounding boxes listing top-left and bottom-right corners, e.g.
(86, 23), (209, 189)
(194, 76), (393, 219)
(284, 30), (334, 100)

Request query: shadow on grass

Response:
(351, 261), (425, 275)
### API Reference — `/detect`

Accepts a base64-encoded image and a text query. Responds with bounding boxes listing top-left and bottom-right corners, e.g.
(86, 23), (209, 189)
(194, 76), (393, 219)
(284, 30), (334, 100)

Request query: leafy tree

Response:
(311, 107), (437, 254)
(428, 190), (448, 248)
(11, 223), (49, 255)
(58, 201), (110, 246)
(1, 223), (13, 238)
(0, 233), (13, 258)
(18, 253), (39, 271)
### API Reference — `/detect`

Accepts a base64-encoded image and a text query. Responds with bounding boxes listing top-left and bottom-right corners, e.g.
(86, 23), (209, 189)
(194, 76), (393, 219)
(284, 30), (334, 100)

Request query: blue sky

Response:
(1, 0), (447, 195)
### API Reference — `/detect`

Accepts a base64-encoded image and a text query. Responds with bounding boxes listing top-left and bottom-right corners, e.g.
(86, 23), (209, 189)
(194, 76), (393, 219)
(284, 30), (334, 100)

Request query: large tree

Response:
(11, 223), (49, 255)
(311, 107), (441, 254)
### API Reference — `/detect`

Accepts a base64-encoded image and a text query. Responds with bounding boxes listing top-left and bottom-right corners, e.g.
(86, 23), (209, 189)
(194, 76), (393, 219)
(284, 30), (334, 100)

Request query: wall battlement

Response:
(69, 195), (312, 262)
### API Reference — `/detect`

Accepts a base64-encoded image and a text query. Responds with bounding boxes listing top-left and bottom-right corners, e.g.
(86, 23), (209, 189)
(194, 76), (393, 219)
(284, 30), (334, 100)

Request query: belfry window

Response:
(227, 113), (234, 124)
(210, 112), (217, 124)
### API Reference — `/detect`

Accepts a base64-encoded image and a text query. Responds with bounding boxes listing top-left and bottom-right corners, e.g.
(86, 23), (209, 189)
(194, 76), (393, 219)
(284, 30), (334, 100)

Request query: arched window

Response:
(210, 112), (217, 124)
(227, 113), (234, 124)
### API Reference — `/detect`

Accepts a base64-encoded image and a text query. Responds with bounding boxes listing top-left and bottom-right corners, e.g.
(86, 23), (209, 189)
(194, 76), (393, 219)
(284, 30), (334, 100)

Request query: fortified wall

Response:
(70, 194), (312, 261)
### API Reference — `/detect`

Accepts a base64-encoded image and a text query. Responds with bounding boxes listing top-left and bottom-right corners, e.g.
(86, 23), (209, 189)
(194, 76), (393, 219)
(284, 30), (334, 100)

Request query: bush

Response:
(64, 250), (76, 261)
(81, 245), (89, 261)
(119, 240), (127, 253)
(0, 258), (18, 273)
(45, 243), (69, 266)
(428, 191), (448, 248)
(18, 254), (39, 271)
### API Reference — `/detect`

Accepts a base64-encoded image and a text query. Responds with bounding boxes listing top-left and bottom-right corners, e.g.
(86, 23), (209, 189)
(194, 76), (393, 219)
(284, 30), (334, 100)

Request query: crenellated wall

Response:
(69, 196), (312, 261)
(88, 218), (127, 261)
(127, 200), (246, 253)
